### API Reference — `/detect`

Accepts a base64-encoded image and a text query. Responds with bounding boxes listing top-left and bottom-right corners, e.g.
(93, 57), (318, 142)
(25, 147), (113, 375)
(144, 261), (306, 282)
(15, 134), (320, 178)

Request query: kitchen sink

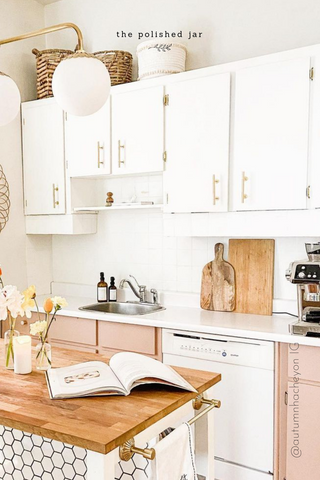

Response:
(79, 302), (165, 316)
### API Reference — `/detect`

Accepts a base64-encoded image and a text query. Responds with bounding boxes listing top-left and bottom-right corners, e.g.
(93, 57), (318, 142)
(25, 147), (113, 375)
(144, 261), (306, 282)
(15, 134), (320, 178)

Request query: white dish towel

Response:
(150, 423), (197, 480)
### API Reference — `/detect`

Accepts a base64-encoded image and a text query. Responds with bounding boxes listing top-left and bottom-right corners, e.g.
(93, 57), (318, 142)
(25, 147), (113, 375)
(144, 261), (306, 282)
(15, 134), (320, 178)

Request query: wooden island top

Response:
(0, 341), (221, 454)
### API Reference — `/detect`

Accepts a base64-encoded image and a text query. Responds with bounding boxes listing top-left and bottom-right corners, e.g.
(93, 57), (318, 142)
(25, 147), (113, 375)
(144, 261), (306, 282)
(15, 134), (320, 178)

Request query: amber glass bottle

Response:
(97, 272), (108, 302)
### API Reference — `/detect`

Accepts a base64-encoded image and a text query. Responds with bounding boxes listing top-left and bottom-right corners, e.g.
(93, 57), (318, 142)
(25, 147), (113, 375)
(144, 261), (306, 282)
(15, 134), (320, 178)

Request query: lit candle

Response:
(13, 336), (32, 374)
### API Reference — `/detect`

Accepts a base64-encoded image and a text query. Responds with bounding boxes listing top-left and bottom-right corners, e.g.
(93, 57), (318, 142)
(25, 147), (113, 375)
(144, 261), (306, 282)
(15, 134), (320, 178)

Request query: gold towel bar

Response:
(119, 395), (221, 461)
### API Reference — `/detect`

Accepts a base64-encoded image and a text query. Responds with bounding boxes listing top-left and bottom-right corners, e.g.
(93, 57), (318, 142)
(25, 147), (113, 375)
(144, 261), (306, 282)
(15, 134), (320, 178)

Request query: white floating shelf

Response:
(73, 204), (163, 212)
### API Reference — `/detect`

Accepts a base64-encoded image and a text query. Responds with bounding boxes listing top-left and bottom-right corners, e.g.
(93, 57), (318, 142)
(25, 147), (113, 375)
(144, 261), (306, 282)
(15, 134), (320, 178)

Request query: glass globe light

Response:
(52, 53), (111, 116)
(0, 73), (21, 126)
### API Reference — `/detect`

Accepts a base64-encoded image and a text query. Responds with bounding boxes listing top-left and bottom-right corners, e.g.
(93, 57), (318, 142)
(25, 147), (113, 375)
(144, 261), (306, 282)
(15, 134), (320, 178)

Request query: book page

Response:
(46, 361), (126, 399)
(110, 352), (197, 393)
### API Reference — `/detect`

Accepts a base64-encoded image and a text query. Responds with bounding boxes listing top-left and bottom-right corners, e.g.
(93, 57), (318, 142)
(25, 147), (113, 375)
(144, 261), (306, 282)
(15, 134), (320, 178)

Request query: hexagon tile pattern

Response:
(0, 425), (151, 480)
(0, 425), (87, 480)
(115, 444), (151, 480)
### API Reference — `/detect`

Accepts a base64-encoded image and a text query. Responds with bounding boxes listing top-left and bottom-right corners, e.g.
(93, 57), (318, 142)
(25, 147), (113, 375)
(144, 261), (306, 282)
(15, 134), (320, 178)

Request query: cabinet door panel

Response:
(65, 100), (111, 177)
(112, 86), (164, 174)
(232, 57), (310, 211)
(164, 73), (231, 213)
(22, 100), (66, 215)
(286, 382), (320, 480)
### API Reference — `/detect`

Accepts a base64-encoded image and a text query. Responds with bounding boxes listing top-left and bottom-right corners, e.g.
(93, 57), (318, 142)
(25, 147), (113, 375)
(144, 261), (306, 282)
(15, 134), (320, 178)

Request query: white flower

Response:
(0, 290), (7, 321)
(51, 296), (68, 310)
(0, 285), (24, 319)
(30, 320), (47, 337)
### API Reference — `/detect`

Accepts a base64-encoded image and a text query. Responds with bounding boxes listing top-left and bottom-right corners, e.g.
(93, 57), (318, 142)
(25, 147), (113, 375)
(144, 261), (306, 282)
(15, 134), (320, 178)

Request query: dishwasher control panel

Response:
(162, 329), (274, 370)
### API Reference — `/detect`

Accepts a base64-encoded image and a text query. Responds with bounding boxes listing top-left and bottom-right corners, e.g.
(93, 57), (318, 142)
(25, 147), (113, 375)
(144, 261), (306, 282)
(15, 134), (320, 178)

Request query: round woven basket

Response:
(137, 41), (187, 80)
(33, 48), (133, 100)
(32, 48), (74, 100)
(93, 50), (133, 86)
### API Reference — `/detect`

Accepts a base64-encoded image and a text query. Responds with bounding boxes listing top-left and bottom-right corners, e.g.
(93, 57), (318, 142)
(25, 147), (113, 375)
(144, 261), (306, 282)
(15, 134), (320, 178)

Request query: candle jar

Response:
(35, 342), (52, 371)
(4, 329), (20, 370)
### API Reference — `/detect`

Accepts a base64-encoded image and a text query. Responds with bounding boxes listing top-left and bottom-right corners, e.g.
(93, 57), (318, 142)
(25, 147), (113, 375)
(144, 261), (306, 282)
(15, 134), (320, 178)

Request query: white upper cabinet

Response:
(22, 99), (66, 215)
(111, 86), (164, 175)
(163, 73), (231, 213)
(231, 57), (311, 211)
(65, 100), (111, 177)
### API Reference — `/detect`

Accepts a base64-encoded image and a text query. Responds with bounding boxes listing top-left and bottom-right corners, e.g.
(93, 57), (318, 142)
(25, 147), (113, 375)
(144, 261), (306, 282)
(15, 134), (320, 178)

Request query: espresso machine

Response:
(286, 242), (320, 335)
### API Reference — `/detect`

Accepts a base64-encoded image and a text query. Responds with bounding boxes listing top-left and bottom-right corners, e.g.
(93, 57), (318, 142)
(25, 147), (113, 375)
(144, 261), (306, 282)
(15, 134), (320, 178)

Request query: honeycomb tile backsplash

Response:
(0, 425), (150, 480)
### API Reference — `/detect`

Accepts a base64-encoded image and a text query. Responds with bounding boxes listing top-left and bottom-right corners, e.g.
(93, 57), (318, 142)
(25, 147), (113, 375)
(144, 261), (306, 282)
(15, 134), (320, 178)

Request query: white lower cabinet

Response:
(22, 98), (66, 215)
(231, 56), (311, 211)
(163, 73), (231, 213)
(111, 86), (164, 174)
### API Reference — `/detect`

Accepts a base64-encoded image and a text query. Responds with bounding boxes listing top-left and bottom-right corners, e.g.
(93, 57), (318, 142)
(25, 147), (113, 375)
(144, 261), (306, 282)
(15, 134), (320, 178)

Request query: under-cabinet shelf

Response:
(73, 204), (164, 212)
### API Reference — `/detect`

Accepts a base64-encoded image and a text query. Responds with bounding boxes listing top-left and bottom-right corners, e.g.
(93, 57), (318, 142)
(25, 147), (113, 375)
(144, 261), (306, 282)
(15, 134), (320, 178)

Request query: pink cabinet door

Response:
(286, 381), (320, 479)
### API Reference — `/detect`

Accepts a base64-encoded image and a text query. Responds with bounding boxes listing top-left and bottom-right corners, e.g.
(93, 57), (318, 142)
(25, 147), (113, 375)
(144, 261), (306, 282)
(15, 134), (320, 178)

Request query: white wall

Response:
(43, 0), (320, 303)
(44, 0), (320, 78)
(0, 0), (51, 293)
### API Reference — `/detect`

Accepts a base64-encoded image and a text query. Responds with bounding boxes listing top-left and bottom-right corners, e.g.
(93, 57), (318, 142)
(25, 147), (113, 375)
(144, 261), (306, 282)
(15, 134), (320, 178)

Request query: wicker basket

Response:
(32, 48), (74, 99)
(93, 50), (133, 86)
(137, 41), (187, 80)
(33, 48), (133, 100)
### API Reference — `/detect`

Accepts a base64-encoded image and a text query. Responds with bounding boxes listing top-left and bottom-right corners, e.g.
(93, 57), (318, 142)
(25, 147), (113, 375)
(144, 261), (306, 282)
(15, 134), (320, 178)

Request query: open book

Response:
(46, 352), (197, 400)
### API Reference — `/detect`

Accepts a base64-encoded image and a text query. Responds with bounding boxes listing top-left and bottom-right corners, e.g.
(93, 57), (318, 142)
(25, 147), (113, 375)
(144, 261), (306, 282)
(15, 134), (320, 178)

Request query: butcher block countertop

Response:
(0, 341), (221, 454)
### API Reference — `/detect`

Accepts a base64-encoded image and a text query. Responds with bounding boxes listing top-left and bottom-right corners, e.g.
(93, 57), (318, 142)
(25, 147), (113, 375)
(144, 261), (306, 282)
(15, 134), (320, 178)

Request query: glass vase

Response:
(4, 329), (20, 370)
(35, 342), (52, 371)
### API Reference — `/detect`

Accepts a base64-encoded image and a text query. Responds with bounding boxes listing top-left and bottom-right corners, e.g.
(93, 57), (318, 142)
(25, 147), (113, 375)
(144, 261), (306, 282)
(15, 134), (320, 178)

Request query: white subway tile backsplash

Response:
(50, 176), (318, 302)
(192, 237), (208, 251)
(177, 249), (191, 267)
(192, 249), (208, 267)
(163, 249), (177, 266)
(163, 236), (176, 250)
(163, 215), (175, 236)
(177, 237), (192, 250)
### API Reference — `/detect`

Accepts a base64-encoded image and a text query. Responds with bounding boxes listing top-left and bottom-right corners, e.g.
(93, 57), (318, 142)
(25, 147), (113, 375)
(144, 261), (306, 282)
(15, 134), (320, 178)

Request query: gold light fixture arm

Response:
(0, 23), (84, 51)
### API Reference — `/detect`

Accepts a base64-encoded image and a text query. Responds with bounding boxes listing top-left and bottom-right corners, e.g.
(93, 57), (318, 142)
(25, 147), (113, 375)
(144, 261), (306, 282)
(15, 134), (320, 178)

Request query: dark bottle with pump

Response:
(109, 277), (117, 302)
(97, 272), (108, 302)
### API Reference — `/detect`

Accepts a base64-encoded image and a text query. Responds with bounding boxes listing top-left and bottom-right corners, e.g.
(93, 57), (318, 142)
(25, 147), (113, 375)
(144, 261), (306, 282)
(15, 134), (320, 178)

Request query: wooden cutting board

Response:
(200, 243), (235, 312)
(228, 239), (275, 315)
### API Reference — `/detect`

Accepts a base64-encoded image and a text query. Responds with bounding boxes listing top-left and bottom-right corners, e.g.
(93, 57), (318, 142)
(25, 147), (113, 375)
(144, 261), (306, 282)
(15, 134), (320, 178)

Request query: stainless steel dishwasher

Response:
(162, 329), (275, 480)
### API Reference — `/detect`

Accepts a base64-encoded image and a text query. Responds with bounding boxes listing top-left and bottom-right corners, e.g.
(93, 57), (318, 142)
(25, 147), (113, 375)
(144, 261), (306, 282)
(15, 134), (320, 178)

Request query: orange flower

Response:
(43, 298), (53, 314)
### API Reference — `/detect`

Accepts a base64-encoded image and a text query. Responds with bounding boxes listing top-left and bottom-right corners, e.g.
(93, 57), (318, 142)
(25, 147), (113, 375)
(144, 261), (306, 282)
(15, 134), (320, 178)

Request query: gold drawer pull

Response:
(213, 174), (220, 205)
(52, 184), (59, 208)
(241, 171), (248, 203)
(97, 141), (104, 168)
(118, 140), (125, 168)
(20, 320), (27, 326)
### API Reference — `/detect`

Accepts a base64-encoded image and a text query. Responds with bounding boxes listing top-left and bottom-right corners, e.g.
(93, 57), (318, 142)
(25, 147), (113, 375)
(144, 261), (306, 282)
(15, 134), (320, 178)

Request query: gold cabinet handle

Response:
(52, 184), (59, 208)
(213, 174), (220, 205)
(118, 140), (125, 168)
(97, 141), (104, 168)
(20, 320), (27, 326)
(241, 171), (248, 203)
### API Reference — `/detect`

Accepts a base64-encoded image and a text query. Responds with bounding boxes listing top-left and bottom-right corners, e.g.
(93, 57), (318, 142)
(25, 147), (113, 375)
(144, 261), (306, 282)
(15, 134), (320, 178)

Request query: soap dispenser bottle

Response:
(97, 272), (108, 302)
(109, 276), (117, 302)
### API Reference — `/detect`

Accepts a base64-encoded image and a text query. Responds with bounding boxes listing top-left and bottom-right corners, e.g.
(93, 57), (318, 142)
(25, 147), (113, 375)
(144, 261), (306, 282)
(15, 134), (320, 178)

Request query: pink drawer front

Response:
(98, 321), (157, 355)
(49, 315), (97, 346)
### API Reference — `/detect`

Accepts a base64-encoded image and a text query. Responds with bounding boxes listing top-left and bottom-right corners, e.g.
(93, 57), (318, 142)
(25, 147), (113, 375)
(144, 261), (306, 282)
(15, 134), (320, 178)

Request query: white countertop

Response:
(34, 294), (320, 347)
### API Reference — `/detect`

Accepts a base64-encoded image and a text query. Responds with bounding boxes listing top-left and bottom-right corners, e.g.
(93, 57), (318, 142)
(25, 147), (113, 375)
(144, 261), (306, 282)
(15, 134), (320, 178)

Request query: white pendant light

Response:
(52, 52), (111, 116)
(0, 73), (21, 126)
